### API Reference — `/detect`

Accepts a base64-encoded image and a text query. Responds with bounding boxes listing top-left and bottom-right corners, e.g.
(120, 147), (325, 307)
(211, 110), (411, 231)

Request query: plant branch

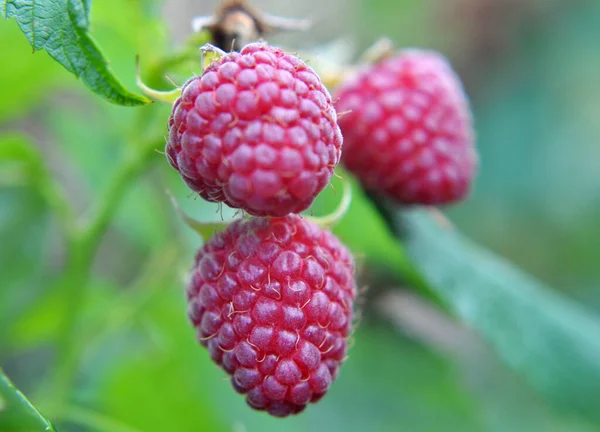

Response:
(42, 134), (162, 415)
(37, 174), (77, 239)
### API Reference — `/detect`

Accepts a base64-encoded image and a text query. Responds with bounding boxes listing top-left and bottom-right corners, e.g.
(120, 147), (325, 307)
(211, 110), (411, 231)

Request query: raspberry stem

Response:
(136, 46), (222, 104)
(37, 178), (76, 238)
(305, 177), (352, 229)
(136, 56), (182, 104)
(358, 37), (395, 64)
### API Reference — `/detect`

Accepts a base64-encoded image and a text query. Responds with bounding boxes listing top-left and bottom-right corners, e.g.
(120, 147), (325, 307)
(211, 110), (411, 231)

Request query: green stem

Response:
(43, 137), (161, 415)
(33, 30), (198, 417)
(78, 147), (157, 254)
(37, 176), (77, 239)
(0, 368), (57, 431)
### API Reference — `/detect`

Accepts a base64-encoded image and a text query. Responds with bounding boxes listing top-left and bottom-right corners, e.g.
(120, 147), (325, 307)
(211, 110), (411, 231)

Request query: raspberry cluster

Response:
(165, 39), (476, 418)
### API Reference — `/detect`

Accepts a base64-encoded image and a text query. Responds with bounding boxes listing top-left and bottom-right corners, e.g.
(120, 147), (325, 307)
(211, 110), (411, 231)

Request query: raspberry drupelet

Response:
(167, 43), (343, 217)
(187, 215), (356, 417)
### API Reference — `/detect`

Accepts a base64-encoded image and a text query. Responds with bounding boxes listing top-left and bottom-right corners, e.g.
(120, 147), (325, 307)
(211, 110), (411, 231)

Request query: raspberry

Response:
(334, 49), (477, 205)
(166, 43), (343, 217)
(187, 215), (356, 417)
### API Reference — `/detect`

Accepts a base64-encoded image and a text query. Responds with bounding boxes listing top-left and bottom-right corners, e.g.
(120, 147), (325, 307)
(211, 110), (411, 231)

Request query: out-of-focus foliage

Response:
(2, 0), (600, 431)
(388, 208), (600, 422)
(1, 0), (150, 105)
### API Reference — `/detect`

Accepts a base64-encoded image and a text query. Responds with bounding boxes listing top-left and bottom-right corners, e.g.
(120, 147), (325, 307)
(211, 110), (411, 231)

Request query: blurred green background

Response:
(2, 0), (600, 431)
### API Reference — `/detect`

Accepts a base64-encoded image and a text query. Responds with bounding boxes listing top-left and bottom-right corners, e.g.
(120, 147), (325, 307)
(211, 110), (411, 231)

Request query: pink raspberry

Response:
(187, 215), (356, 417)
(166, 43), (343, 217)
(334, 49), (477, 205)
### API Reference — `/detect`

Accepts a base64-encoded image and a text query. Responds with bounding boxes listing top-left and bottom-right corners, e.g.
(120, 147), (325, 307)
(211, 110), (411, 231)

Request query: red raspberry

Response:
(187, 215), (356, 417)
(166, 43), (343, 217)
(334, 49), (477, 205)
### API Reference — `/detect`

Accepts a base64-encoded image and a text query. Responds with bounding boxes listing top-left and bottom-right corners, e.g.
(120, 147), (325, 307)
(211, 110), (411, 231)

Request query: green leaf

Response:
(69, 0), (91, 29)
(388, 208), (600, 423)
(0, 368), (56, 431)
(1, 0), (151, 106)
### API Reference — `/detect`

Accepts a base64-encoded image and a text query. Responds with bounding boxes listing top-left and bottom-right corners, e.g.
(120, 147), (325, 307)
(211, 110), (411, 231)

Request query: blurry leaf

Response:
(8, 286), (63, 349)
(91, 0), (168, 80)
(0, 138), (67, 352)
(113, 179), (172, 249)
(0, 138), (48, 333)
(44, 100), (122, 193)
(388, 208), (600, 423)
(7, 278), (115, 350)
(43, 97), (172, 250)
(91, 287), (228, 432)
(0, 188), (50, 345)
(358, 0), (438, 53)
(0, 368), (56, 431)
(448, 1), (600, 306)
(1, 0), (151, 105)
(0, 21), (67, 121)
(0, 134), (44, 185)
(0, 133), (73, 232)
(77, 245), (181, 358)
(0, 134), (42, 163)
